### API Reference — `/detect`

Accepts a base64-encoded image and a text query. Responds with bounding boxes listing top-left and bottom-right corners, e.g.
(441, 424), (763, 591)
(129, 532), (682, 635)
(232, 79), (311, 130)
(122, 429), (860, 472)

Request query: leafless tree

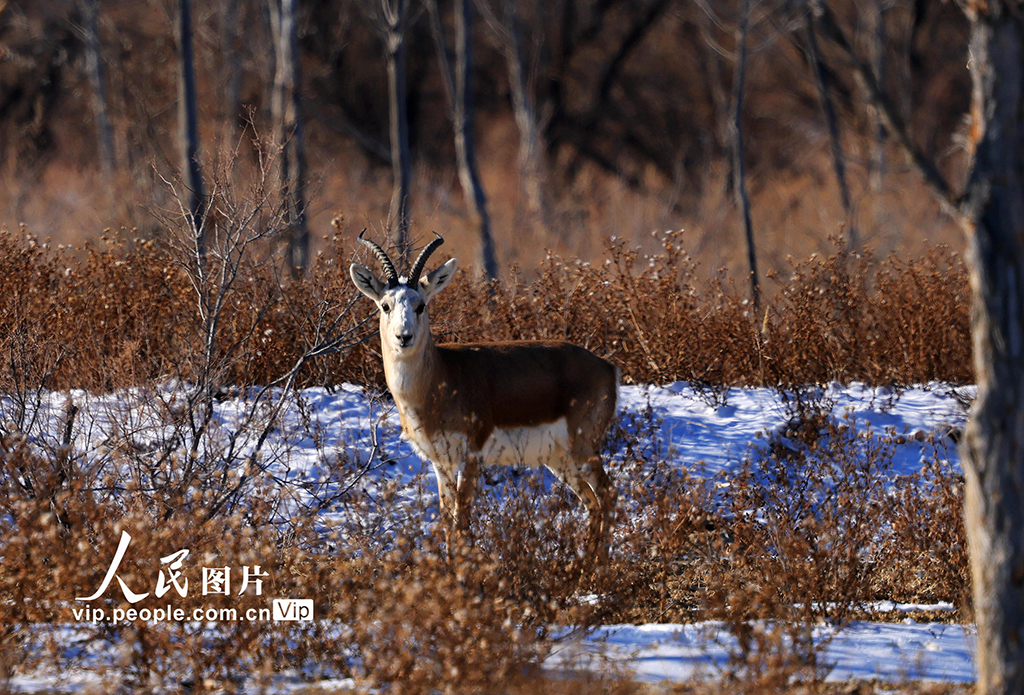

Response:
(175, 0), (206, 249)
(78, 0), (115, 181)
(220, 0), (243, 145)
(362, 0), (415, 266)
(958, 1), (1024, 690)
(865, 0), (887, 191)
(426, 0), (497, 280)
(812, 1), (954, 217)
(805, 6), (858, 251)
(731, 0), (760, 310)
(268, 0), (310, 277)
(476, 0), (549, 229)
(812, 0), (1024, 688)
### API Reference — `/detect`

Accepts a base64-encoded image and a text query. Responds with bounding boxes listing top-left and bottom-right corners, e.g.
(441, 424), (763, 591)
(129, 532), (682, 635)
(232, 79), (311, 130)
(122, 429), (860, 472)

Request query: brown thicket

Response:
(0, 227), (971, 394)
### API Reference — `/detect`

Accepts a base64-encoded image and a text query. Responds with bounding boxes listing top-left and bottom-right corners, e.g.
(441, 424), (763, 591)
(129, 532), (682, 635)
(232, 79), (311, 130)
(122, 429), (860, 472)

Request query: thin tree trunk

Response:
(503, 0), (547, 228)
(867, 0), (887, 191)
(176, 0), (206, 246)
(731, 0), (759, 310)
(475, 0), (549, 231)
(814, 1), (955, 216)
(807, 11), (858, 252)
(960, 3), (1024, 692)
(81, 0), (115, 180)
(428, 0), (498, 280)
(384, 0), (412, 267)
(221, 0), (242, 144)
(269, 0), (310, 276)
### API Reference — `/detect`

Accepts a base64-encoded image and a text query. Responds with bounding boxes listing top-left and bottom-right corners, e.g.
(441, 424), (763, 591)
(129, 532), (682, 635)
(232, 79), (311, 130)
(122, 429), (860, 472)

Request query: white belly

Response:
(404, 415), (571, 469)
(480, 418), (571, 467)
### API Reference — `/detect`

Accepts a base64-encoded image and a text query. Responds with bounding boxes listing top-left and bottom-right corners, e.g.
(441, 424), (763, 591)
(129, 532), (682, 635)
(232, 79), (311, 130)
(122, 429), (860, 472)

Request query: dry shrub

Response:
(874, 445), (969, 611)
(763, 246), (972, 387)
(0, 381), (973, 691)
(0, 227), (970, 394)
(589, 393), (971, 690)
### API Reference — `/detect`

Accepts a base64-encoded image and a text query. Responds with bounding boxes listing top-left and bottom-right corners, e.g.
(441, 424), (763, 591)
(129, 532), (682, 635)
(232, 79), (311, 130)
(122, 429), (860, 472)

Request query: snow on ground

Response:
(554, 620), (975, 684)
(618, 381), (968, 478)
(12, 380), (970, 491)
(3, 382), (975, 689)
(11, 617), (975, 691)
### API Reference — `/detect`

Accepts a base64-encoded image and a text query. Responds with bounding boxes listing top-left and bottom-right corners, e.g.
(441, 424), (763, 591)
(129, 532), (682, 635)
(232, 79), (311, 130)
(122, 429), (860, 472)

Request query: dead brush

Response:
(588, 389), (970, 690)
(0, 228), (970, 391)
(0, 441), (342, 689)
(873, 443), (969, 613)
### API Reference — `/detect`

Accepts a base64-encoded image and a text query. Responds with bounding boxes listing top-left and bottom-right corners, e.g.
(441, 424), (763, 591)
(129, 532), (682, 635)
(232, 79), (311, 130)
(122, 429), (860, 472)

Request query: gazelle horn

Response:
(357, 229), (399, 288)
(408, 233), (444, 290)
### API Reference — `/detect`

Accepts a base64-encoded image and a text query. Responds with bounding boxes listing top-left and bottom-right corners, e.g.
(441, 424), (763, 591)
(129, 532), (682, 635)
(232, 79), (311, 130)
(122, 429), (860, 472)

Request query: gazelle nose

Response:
(397, 333), (414, 347)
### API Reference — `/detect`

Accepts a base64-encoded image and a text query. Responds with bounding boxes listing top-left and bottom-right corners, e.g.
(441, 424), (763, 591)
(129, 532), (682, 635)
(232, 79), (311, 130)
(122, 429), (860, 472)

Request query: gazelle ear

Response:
(350, 263), (385, 302)
(420, 258), (458, 302)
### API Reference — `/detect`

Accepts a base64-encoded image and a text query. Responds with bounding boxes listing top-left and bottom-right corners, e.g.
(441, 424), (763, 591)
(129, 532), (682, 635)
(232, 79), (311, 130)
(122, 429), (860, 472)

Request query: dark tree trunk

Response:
(221, 0), (242, 144)
(503, 0), (546, 228)
(176, 0), (206, 243)
(960, 3), (1024, 692)
(867, 0), (887, 191)
(81, 0), (115, 180)
(428, 0), (498, 280)
(269, 0), (310, 277)
(384, 0), (412, 267)
(807, 11), (858, 252)
(475, 0), (549, 231)
(731, 0), (759, 310)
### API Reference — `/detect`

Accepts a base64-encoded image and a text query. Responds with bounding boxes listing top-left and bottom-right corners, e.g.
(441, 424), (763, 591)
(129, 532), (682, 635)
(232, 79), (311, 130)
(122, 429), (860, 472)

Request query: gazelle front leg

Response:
(432, 461), (459, 535)
(431, 456), (480, 545)
(454, 454), (481, 535)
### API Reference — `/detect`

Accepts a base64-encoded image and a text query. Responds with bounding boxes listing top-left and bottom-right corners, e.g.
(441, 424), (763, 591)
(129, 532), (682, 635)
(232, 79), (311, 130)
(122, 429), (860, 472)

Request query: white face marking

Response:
(376, 285), (428, 355)
(350, 257), (457, 359)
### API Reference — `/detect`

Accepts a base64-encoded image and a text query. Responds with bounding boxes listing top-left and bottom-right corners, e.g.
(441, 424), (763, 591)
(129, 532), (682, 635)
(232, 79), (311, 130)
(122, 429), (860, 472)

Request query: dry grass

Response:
(0, 382), (970, 691)
(0, 223), (971, 395)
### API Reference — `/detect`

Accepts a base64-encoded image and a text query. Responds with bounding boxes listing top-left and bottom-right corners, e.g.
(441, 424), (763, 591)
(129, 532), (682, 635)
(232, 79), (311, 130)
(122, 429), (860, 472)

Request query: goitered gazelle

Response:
(350, 232), (618, 548)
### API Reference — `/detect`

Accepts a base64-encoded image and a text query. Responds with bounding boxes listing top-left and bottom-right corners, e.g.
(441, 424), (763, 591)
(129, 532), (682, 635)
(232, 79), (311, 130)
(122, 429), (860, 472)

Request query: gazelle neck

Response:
(382, 328), (439, 409)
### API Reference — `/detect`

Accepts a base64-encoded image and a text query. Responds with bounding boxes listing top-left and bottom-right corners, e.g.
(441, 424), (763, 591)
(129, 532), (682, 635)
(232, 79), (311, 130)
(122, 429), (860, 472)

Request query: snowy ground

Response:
(554, 618), (975, 684)
(3, 382), (975, 690)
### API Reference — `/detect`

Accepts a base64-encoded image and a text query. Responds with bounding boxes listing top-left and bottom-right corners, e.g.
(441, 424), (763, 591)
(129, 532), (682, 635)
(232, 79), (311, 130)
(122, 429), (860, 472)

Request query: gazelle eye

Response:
(381, 303), (391, 313)
(415, 303), (425, 315)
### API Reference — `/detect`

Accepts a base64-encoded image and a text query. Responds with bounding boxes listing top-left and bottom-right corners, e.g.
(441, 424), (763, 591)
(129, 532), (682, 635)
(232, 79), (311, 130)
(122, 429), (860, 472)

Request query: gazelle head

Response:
(350, 231), (458, 356)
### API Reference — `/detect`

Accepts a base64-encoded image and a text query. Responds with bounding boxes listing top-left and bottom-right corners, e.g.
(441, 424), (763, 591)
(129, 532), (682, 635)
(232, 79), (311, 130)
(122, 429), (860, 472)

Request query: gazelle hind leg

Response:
(545, 451), (613, 556)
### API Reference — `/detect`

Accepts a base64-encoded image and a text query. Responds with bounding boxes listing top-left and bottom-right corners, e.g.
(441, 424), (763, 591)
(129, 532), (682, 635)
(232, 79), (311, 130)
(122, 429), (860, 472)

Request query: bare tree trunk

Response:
(807, 10), (858, 252)
(384, 0), (412, 267)
(476, 0), (549, 231)
(960, 3), (1024, 692)
(504, 0), (547, 228)
(731, 0), (759, 310)
(80, 0), (115, 180)
(814, 1), (955, 216)
(428, 0), (498, 280)
(176, 0), (206, 246)
(221, 0), (242, 144)
(867, 0), (887, 191)
(269, 0), (310, 277)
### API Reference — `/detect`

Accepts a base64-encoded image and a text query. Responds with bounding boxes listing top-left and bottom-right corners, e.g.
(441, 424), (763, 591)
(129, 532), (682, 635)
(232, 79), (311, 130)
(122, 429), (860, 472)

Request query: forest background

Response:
(0, 0), (971, 279)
